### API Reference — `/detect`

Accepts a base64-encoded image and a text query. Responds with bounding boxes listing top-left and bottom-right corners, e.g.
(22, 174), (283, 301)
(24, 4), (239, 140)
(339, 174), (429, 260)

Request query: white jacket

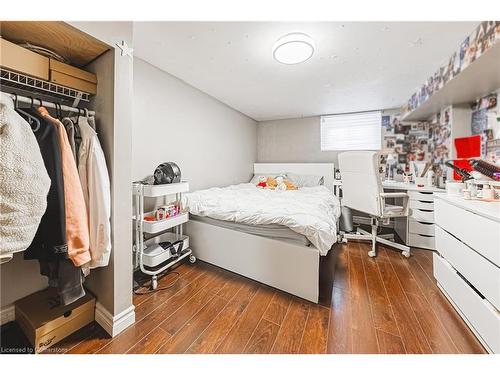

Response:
(0, 94), (51, 263)
(76, 116), (112, 268)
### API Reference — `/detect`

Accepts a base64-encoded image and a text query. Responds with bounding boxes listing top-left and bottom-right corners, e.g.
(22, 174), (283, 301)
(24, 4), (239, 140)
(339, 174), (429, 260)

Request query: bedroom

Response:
(1, 0), (500, 372)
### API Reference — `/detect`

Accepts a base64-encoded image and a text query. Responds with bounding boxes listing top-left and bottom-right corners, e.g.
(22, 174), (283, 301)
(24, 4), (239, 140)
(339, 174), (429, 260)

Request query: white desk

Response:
(382, 181), (445, 250)
(381, 180), (444, 193)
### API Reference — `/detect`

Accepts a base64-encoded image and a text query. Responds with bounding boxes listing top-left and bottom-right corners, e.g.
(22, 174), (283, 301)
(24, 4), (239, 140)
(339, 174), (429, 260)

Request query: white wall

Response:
(257, 116), (340, 165)
(132, 58), (257, 191)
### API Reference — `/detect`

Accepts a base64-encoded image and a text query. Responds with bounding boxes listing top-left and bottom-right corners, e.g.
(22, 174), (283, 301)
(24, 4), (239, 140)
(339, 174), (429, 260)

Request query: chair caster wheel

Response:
(189, 255), (196, 264)
(368, 250), (376, 258)
(402, 251), (411, 258)
(151, 277), (158, 290)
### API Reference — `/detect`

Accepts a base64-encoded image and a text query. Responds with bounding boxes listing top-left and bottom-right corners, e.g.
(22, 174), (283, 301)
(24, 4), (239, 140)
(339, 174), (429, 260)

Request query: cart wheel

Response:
(368, 250), (377, 258)
(402, 250), (411, 258)
(151, 276), (158, 290)
(189, 255), (197, 264)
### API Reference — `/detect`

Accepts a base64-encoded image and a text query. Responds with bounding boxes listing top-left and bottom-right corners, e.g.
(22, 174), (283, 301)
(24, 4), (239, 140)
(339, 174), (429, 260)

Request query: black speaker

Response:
(153, 162), (181, 185)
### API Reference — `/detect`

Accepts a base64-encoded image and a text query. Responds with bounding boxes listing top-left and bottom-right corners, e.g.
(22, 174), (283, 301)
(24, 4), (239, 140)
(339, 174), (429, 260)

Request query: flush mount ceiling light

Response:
(272, 33), (315, 65)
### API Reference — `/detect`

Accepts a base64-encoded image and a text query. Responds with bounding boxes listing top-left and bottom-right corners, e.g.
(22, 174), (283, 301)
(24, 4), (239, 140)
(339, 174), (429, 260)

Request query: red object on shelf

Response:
(454, 135), (481, 159)
(452, 159), (473, 181)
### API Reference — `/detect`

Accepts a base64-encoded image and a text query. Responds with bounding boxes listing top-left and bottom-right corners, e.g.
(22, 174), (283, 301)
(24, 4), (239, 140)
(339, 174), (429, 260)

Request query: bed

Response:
(183, 163), (342, 303)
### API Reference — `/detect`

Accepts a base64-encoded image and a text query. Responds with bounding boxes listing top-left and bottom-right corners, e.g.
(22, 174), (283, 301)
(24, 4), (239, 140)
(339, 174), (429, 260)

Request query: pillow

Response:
(286, 172), (324, 188)
(249, 173), (287, 184)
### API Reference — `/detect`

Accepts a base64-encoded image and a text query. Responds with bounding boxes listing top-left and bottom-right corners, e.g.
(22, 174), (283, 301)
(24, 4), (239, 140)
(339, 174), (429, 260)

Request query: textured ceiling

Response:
(133, 22), (477, 121)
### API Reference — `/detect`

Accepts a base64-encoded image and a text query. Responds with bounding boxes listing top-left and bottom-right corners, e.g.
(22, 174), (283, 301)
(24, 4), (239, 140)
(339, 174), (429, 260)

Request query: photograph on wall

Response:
(471, 108), (488, 135)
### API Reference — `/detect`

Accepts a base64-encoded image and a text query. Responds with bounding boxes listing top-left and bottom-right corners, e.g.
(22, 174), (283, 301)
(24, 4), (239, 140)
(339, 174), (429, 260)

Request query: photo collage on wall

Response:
(403, 21), (500, 115)
(381, 111), (451, 180)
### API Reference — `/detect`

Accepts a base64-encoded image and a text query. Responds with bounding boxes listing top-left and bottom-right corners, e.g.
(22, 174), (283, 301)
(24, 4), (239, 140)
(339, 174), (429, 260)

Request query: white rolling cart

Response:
(133, 181), (196, 290)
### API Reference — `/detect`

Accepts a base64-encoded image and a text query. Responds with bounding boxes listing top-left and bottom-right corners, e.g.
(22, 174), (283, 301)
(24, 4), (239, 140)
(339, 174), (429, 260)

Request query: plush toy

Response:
(275, 176), (287, 191)
(256, 176), (267, 188)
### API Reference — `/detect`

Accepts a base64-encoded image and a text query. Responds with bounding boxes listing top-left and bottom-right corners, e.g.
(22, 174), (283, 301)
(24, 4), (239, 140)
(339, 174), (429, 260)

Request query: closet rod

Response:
(4, 93), (95, 116)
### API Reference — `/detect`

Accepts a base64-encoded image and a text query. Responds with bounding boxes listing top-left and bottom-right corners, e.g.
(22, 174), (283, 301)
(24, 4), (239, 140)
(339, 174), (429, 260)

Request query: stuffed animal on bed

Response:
(275, 176), (287, 191)
(256, 176), (268, 188)
(255, 175), (297, 190)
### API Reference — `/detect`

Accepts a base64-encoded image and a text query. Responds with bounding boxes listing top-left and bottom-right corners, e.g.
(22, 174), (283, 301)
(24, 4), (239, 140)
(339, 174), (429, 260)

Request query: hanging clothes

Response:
(39, 259), (85, 306)
(0, 95), (51, 264)
(36, 107), (91, 267)
(62, 117), (78, 162)
(76, 115), (112, 268)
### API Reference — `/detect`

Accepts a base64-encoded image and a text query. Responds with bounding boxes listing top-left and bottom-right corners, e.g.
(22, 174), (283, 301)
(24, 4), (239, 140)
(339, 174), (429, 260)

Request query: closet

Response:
(0, 21), (134, 347)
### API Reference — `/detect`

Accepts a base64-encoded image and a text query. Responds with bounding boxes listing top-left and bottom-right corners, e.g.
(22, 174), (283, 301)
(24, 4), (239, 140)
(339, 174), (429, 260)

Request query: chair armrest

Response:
(380, 192), (410, 217)
(380, 192), (409, 198)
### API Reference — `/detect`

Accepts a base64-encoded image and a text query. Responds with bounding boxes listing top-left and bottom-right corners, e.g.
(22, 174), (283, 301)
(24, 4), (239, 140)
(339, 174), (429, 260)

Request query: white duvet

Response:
(183, 183), (341, 255)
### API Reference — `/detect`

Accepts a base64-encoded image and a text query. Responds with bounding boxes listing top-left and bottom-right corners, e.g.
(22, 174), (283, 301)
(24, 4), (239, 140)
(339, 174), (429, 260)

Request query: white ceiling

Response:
(133, 22), (477, 121)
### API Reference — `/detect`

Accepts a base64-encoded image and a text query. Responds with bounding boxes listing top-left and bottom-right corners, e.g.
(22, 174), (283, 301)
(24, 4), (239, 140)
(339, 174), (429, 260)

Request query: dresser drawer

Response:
(409, 233), (435, 249)
(411, 208), (434, 223)
(409, 219), (435, 236)
(435, 198), (500, 267)
(433, 253), (500, 353)
(410, 199), (434, 211)
(435, 226), (500, 311)
(408, 190), (434, 201)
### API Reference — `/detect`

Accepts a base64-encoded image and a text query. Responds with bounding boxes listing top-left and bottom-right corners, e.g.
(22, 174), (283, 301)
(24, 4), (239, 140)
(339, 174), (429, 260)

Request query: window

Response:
(320, 111), (382, 151)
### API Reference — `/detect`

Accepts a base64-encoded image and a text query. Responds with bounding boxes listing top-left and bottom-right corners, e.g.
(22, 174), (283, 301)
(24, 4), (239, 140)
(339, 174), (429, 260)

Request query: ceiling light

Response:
(272, 33), (315, 65)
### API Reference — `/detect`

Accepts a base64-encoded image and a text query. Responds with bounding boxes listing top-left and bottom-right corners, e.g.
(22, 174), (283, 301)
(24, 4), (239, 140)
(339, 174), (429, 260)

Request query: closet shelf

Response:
(402, 42), (500, 122)
(0, 68), (91, 103)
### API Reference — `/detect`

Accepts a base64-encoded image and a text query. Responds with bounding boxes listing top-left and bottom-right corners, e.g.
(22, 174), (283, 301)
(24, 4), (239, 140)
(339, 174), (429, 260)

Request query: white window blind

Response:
(320, 111), (382, 151)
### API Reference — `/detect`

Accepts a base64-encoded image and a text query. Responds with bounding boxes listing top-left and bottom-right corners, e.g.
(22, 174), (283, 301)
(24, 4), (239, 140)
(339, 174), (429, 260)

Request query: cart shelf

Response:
(133, 181), (189, 197)
(135, 212), (189, 234)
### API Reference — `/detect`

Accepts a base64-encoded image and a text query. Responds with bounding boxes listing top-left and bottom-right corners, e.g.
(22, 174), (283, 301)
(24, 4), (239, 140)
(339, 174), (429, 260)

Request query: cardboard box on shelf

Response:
(49, 58), (97, 94)
(0, 37), (49, 80)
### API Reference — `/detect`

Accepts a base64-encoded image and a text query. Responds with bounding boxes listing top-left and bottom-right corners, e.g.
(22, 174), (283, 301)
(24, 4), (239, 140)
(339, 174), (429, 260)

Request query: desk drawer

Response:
(433, 253), (500, 353)
(409, 233), (435, 249)
(410, 200), (434, 211)
(434, 198), (500, 267)
(435, 226), (500, 311)
(408, 190), (434, 201)
(409, 219), (435, 236)
(411, 209), (434, 223)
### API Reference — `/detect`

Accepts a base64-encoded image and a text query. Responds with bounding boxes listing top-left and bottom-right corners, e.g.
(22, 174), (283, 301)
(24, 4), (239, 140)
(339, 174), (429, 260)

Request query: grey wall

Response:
(257, 110), (399, 166)
(257, 116), (340, 165)
(132, 58), (257, 191)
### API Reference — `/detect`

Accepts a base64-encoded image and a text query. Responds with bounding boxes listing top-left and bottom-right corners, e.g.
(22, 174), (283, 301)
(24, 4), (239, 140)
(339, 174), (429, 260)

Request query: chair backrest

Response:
(338, 151), (383, 217)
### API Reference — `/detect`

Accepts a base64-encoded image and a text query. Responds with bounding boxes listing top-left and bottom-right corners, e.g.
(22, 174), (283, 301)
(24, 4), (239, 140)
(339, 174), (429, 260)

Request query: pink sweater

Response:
(38, 107), (91, 267)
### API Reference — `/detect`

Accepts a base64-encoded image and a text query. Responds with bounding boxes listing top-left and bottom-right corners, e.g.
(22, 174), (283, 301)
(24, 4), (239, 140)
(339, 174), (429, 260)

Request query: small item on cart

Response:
(163, 204), (179, 218)
(155, 207), (167, 221)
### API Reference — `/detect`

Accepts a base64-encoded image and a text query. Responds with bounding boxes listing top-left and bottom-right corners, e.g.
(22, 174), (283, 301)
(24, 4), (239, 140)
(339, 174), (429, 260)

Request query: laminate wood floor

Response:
(39, 242), (485, 354)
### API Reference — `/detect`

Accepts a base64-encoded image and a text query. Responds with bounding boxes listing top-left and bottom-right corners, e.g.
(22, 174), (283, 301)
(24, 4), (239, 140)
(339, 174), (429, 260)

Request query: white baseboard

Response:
(95, 302), (135, 337)
(1, 304), (15, 325)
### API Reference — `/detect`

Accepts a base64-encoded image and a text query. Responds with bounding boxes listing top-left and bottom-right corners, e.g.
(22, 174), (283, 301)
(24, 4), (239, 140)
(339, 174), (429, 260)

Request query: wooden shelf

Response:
(0, 21), (110, 67)
(402, 42), (500, 122)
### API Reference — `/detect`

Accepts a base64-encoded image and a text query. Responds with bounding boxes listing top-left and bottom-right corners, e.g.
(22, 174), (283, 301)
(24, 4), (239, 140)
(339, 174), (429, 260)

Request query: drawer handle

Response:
(417, 234), (433, 238)
(417, 192), (433, 195)
(416, 221), (433, 225)
(418, 200), (433, 203)
(417, 209), (433, 212)
(63, 310), (73, 318)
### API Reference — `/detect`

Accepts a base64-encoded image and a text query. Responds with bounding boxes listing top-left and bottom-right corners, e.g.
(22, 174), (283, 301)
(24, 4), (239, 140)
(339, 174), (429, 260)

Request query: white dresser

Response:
(433, 195), (500, 354)
(382, 181), (444, 250)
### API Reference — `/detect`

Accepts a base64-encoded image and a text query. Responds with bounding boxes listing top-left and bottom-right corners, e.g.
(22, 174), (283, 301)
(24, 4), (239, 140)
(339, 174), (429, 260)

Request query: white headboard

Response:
(253, 163), (335, 191)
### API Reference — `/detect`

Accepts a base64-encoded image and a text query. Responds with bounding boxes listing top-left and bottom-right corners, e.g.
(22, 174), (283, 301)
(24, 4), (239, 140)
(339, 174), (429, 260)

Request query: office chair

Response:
(338, 151), (411, 258)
